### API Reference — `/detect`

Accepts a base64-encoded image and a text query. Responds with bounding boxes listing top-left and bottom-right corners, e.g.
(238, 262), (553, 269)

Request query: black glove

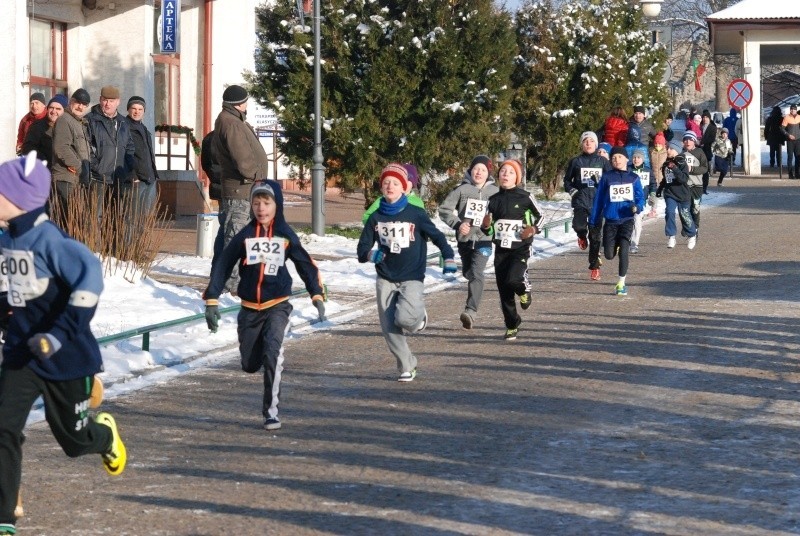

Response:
(205, 305), (221, 333)
(27, 333), (61, 360)
(313, 300), (327, 322)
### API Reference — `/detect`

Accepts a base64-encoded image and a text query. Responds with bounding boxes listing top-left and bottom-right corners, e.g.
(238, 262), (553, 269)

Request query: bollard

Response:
(196, 213), (220, 257)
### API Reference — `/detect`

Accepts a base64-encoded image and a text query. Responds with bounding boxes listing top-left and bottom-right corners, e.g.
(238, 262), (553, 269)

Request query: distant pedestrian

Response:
(123, 96), (160, 218)
(700, 110), (717, 194)
(357, 163), (456, 380)
(50, 89), (92, 216)
(629, 105), (657, 147)
(438, 155), (499, 329)
(722, 108), (739, 163)
(590, 147), (645, 296)
(481, 159), (543, 341)
(563, 132), (610, 281)
(203, 180), (326, 430)
(15, 93), (47, 156)
(764, 106), (785, 169)
(712, 128), (733, 186)
(627, 149), (655, 254)
(780, 103), (800, 179)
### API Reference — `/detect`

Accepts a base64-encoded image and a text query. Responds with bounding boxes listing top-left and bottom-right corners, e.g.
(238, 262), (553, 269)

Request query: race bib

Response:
(664, 168), (674, 184)
(245, 237), (286, 276)
(463, 198), (488, 222)
(580, 167), (602, 185)
(635, 170), (650, 186)
(609, 183), (634, 203)
(377, 222), (411, 253)
(494, 219), (523, 248)
(0, 254), (8, 294)
(5, 249), (37, 307)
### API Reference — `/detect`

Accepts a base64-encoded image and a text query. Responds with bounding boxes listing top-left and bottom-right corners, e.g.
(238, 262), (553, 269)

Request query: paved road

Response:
(16, 178), (800, 535)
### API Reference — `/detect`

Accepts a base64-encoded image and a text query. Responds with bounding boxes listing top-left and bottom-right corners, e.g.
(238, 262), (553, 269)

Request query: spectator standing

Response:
(21, 95), (68, 167)
(85, 86), (135, 216)
(51, 89), (92, 215)
(722, 108), (739, 163)
(764, 106), (785, 169)
(602, 106), (629, 147)
(662, 113), (675, 143)
(123, 96), (160, 218)
(629, 105), (657, 148)
(686, 113), (702, 138)
(699, 110), (717, 194)
(15, 93), (47, 155)
(780, 103), (800, 179)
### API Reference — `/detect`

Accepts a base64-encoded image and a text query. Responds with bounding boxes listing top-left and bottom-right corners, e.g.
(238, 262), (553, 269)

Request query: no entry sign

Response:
(727, 79), (753, 110)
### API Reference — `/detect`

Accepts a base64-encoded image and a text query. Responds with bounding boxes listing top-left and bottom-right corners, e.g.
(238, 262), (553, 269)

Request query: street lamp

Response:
(310, 0), (325, 236)
(639, 0), (663, 18)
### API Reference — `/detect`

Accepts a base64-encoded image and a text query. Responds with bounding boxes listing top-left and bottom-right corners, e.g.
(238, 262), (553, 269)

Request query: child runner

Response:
(628, 148), (656, 254)
(656, 141), (697, 250)
(357, 163), (456, 382)
(712, 128), (734, 186)
(203, 180), (326, 430)
(563, 132), (610, 281)
(649, 132), (668, 216)
(589, 147), (645, 296)
(681, 131), (708, 237)
(438, 155), (499, 329)
(481, 159), (543, 341)
(0, 153), (126, 536)
(362, 164), (424, 224)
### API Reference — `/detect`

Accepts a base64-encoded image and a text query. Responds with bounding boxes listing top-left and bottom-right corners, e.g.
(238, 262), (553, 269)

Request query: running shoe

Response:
(460, 311), (474, 330)
(629, 244), (639, 254)
(264, 417), (281, 430)
(577, 237), (588, 250)
(398, 369), (417, 382)
(687, 236), (696, 250)
(590, 268), (601, 281)
(615, 283), (628, 296)
(667, 236), (676, 248)
(504, 328), (518, 341)
(519, 291), (532, 310)
(96, 412), (126, 476)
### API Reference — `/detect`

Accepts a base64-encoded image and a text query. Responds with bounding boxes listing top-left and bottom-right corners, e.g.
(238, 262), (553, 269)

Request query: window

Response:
(29, 18), (68, 99)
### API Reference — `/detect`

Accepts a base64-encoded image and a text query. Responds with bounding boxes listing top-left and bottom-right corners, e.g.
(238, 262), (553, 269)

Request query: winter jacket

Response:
(51, 110), (91, 185)
(563, 152), (610, 211)
(589, 168), (645, 227)
(438, 172), (499, 245)
(657, 155), (692, 203)
(85, 105), (136, 185)
(357, 198), (455, 283)
(712, 137), (733, 158)
(481, 187), (544, 250)
(685, 119), (702, 138)
(649, 146), (667, 183)
(629, 163), (656, 198)
(625, 126), (652, 169)
(683, 148), (708, 188)
(722, 110), (739, 143)
(16, 110), (47, 155)
(764, 111), (785, 146)
(0, 208), (104, 381)
(629, 118), (657, 146)
(124, 116), (159, 184)
(780, 112), (800, 140)
(21, 117), (55, 169)
(212, 103), (270, 201)
(204, 195), (324, 309)
(603, 116), (629, 147)
(700, 121), (718, 152)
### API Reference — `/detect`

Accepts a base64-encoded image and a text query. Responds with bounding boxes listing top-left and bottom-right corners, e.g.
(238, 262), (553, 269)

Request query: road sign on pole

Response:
(727, 79), (753, 110)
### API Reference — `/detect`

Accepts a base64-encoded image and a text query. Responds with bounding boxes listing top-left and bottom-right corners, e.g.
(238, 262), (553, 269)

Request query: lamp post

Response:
(639, 0), (663, 18)
(310, 0), (325, 236)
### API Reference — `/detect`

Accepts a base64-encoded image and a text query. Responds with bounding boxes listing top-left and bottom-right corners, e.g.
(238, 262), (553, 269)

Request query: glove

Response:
(443, 258), (457, 274)
(481, 213), (492, 229)
(313, 299), (327, 322)
(205, 305), (221, 333)
(369, 249), (385, 264)
(27, 333), (61, 360)
(666, 161), (676, 169)
(519, 225), (538, 240)
(648, 193), (656, 206)
(631, 205), (638, 214)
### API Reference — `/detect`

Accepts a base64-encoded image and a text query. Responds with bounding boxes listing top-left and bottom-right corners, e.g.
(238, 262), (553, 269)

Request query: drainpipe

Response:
(202, 0), (213, 196)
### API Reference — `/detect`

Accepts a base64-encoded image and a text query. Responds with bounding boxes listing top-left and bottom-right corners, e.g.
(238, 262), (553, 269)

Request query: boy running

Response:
(0, 153), (125, 535)
(481, 159), (543, 341)
(203, 180), (326, 430)
(357, 164), (456, 382)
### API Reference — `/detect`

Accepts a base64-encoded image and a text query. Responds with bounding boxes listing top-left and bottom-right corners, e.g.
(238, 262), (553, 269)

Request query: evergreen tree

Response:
(247, 0), (517, 202)
(513, 0), (669, 197)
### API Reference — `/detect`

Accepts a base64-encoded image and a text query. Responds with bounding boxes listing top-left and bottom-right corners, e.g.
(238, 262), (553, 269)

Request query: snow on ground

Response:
(26, 142), (773, 424)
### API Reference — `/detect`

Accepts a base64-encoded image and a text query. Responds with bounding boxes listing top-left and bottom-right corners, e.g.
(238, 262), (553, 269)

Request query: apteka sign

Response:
(160, 0), (180, 54)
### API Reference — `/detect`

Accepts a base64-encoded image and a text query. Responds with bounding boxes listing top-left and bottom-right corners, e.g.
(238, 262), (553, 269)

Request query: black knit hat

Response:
(127, 95), (146, 109)
(469, 155), (493, 175)
(222, 85), (248, 105)
(610, 146), (628, 159)
(71, 88), (91, 105)
(30, 92), (46, 105)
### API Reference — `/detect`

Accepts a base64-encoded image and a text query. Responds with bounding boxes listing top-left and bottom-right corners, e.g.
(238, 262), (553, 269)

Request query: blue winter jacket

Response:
(0, 208), (104, 381)
(589, 168), (646, 226)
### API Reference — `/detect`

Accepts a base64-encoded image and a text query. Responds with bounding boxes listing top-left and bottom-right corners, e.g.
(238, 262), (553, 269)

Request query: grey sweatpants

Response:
(216, 198), (252, 291)
(458, 242), (491, 315)
(375, 277), (425, 373)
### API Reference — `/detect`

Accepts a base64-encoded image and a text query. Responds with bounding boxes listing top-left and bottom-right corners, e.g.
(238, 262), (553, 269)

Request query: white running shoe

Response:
(667, 236), (676, 248)
(687, 236), (696, 250)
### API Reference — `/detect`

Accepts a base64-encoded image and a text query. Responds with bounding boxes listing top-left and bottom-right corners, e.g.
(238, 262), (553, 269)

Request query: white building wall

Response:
(0, 0), (27, 161)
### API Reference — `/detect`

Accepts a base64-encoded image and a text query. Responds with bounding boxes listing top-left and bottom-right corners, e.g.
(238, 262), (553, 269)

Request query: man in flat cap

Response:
(16, 93), (47, 155)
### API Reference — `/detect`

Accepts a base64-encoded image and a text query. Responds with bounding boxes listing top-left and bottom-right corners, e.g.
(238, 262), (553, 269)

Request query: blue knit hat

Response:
(598, 142), (612, 154)
(48, 94), (69, 109)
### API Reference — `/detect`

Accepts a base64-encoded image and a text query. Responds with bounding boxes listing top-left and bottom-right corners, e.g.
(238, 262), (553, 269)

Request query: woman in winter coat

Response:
(764, 106), (785, 168)
(603, 106), (629, 147)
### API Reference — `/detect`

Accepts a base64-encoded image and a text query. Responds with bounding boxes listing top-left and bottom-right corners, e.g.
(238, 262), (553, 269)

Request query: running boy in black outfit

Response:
(481, 159), (543, 341)
(203, 180), (326, 431)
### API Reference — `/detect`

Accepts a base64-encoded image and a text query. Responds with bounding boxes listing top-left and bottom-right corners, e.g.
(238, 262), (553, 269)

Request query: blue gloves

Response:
(443, 258), (457, 274)
(369, 249), (385, 264)
(28, 333), (61, 360)
(205, 305), (221, 333)
(313, 299), (327, 322)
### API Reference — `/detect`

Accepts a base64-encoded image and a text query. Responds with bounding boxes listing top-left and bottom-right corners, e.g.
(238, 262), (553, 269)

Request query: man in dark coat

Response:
(123, 96), (159, 218)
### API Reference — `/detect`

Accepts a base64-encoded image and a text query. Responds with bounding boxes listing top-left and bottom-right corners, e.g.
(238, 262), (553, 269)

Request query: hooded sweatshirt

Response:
(438, 171), (500, 245)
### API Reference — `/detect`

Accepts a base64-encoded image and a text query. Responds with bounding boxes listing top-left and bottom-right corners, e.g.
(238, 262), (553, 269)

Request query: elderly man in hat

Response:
(780, 103), (800, 179)
(209, 84), (283, 291)
(15, 93), (47, 155)
(51, 89), (93, 217)
(86, 85), (135, 218)
(123, 96), (159, 219)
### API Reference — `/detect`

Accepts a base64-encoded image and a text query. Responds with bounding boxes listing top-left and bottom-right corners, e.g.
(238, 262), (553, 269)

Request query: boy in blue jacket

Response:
(203, 180), (326, 431)
(0, 153), (126, 536)
(357, 163), (456, 382)
(590, 147), (646, 296)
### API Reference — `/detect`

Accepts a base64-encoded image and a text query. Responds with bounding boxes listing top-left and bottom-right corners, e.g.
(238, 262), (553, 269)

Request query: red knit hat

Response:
(500, 159), (523, 185)
(380, 163), (408, 191)
(654, 132), (666, 147)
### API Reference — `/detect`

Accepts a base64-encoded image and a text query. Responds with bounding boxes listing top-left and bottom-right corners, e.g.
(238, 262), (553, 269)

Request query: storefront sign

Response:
(160, 0), (180, 54)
